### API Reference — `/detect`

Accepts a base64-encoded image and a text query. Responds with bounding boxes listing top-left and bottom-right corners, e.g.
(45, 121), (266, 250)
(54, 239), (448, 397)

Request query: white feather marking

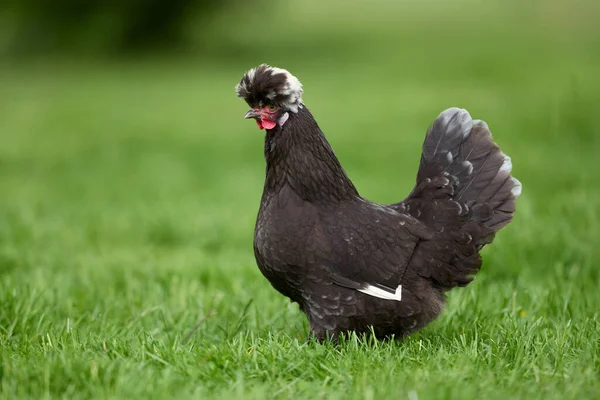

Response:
(500, 154), (512, 173)
(236, 64), (304, 112)
(436, 108), (473, 138)
(265, 66), (304, 110)
(454, 201), (463, 214)
(446, 152), (453, 163)
(458, 109), (473, 138)
(432, 108), (473, 157)
(269, 67), (302, 92)
(472, 119), (489, 130)
(511, 177), (522, 197)
(235, 66), (257, 97)
(463, 160), (474, 175)
(358, 284), (402, 301)
(247, 67), (256, 83)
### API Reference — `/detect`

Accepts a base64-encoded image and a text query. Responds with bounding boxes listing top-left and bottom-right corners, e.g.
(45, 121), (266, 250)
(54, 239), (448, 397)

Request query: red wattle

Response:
(261, 117), (277, 130)
(256, 120), (264, 130)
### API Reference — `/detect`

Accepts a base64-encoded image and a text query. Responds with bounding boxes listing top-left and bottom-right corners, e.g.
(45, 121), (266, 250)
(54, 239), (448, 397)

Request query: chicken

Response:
(235, 64), (522, 341)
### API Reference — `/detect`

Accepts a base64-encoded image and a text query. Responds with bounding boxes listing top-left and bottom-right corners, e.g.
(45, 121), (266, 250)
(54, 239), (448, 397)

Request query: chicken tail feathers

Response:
(392, 108), (521, 289)
(410, 108), (521, 244)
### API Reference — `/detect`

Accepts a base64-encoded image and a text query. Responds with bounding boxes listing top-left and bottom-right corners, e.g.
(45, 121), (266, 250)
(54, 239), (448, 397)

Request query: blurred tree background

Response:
(1, 0), (598, 65)
(1, 0), (239, 56)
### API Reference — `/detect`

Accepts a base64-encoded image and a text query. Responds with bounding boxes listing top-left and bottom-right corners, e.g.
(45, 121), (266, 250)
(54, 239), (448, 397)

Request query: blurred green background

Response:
(1, 0), (599, 398)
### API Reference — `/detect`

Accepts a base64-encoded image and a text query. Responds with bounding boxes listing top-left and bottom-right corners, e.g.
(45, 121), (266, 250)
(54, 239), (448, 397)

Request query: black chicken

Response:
(236, 64), (521, 341)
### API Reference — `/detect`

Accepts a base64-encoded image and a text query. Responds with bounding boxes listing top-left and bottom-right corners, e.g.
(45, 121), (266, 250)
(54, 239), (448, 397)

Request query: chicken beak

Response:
(244, 109), (260, 119)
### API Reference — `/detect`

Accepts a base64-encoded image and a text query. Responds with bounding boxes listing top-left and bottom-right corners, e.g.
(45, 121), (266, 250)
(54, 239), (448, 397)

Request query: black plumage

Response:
(236, 64), (522, 341)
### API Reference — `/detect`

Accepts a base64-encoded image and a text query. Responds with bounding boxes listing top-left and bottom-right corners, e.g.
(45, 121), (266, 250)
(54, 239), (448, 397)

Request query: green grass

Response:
(1, 1), (600, 398)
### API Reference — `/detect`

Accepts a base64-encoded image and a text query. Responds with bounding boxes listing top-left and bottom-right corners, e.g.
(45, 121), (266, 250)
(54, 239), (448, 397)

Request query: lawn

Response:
(1, 1), (599, 399)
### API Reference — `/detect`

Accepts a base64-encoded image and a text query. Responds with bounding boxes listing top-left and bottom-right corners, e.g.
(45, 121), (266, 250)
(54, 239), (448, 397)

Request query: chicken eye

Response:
(268, 104), (277, 110)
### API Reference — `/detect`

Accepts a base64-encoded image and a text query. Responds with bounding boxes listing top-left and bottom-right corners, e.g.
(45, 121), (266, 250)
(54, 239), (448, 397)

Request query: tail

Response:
(393, 108), (522, 288)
